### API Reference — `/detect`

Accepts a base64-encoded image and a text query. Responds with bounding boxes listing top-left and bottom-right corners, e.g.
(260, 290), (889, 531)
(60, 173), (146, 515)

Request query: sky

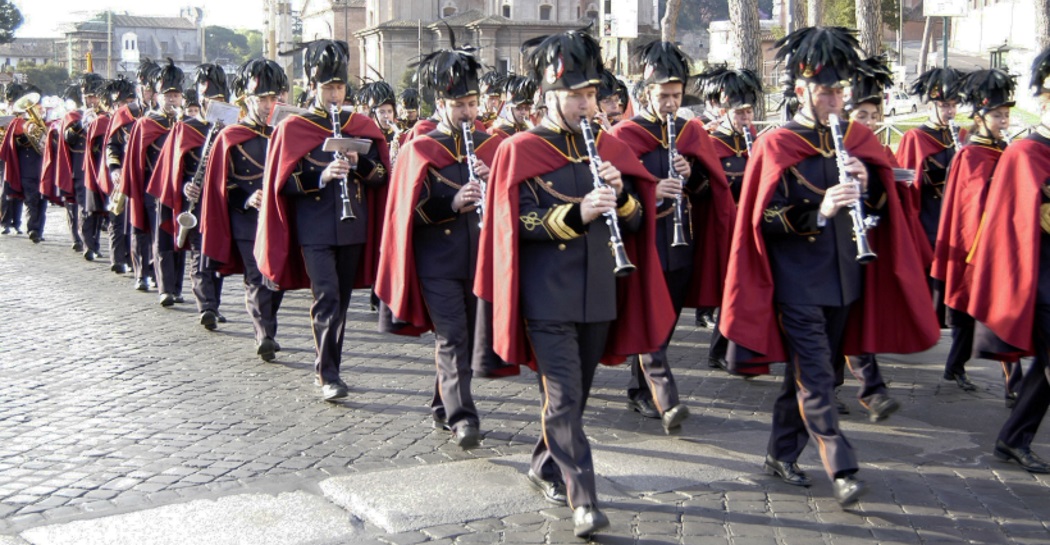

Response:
(14, 0), (268, 37)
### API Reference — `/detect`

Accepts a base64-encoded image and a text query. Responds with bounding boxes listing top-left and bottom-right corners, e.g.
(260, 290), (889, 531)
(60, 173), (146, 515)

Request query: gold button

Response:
(803, 199), (810, 203)
(444, 229), (452, 235)
(725, 162), (731, 167)
(314, 196), (321, 201)
(558, 243), (566, 250)
(608, 241), (613, 247)
(807, 236), (816, 243)
(546, 180), (554, 186)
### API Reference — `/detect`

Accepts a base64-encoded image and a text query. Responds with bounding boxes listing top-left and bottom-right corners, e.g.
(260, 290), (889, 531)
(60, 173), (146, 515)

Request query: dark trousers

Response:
(22, 184), (47, 235)
(1, 188), (23, 230)
(998, 304), (1050, 449)
(471, 299), (511, 375)
(108, 209), (130, 268)
(130, 195), (154, 282)
(152, 203), (185, 296)
(236, 238), (284, 345)
(187, 228), (222, 313)
(1003, 360), (1024, 399)
(627, 266), (688, 412)
(527, 319), (609, 510)
(76, 182), (102, 254)
(421, 276), (479, 430)
(947, 309), (1023, 397)
(836, 354), (888, 407)
(64, 201), (83, 247)
(769, 303), (858, 480)
(708, 310), (729, 363)
(301, 243), (363, 384)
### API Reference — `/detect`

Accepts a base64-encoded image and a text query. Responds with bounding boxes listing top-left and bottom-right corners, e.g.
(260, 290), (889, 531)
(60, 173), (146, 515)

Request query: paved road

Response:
(1, 207), (1048, 544)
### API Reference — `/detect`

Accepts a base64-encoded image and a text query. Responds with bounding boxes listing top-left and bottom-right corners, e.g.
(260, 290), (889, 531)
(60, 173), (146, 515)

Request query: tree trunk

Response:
(1036, 0), (1050, 50)
(808, 0), (822, 27)
(918, 17), (933, 74)
(856, 0), (884, 55)
(661, 0), (683, 42)
(729, 0), (764, 118)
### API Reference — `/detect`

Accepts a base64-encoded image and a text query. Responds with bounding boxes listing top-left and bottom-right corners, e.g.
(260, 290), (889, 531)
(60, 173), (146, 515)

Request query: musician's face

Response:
(438, 96), (479, 127)
(83, 94), (99, 109)
(930, 100), (958, 125)
(138, 85), (154, 105)
(849, 103), (881, 132)
(728, 106), (754, 133)
(248, 95), (277, 123)
(405, 109), (418, 121)
(185, 105), (201, 119)
(797, 82), (845, 124)
(315, 82), (347, 109)
(160, 91), (182, 113)
(977, 106), (1010, 139)
(599, 95), (622, 119)
(512, 102), (531, 124)
(485, 94), (501, 112)
(647, 82), (683, 118)
(546, 87), (597, 133)
(375, 104), (395, 128)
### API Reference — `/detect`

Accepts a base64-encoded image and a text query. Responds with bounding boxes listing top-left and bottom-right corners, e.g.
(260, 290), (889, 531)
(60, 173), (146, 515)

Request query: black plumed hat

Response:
(107, 76), (136, 103)
(4, 82), (25, 103)
(850, 56), (894, 107)
(1030, 47), (1050, 96)
(137, 58), (160, 86)
(302, 40), (349, 85)
(959, 69), (1016, 113)
(773, 26), (863, 87)
(636, 40), (691, 86)
(241, 58), (287, 97)
(153, 58), (184, 94)
(63, 84), (82, 106)
(398, 87), (420, 110)
(359, 81), (397, 109)
(522, 27), (603, 93)
(712, 68), (763, 109)
(413, 26), (482, 99)
(694, 64), (728, 104)
(504, 74), (537, 105)
(193, 63), (228, 99)
(479, 71), (508, 96)
(597, 69), (620, 101)
(908, 67), (965, 102)
(183, 89), (200, 108)
(80, 73), (106, 96)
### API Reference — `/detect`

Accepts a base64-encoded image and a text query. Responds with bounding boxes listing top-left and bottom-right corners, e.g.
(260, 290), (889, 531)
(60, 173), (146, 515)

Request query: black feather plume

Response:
(635, 40), (692, 85)
(958, 68), (1016, 113)
(1031, 47), (1050, 96)
(850, 55), (894, 106)
(773, 26), (863, 86)
(908, 67), (965, 102)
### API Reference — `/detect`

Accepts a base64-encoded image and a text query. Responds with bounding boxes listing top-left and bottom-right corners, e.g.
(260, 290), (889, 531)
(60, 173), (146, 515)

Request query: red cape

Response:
(474, 129), (675, 370)
(967, 137), (1050, 355)
(52, 112), (83, 201)
(39, 123), (63, 205)
(101, 104), (139, 194)
(930, 143), (1002, 314)
(84, 113), (112, 197)
(200, 124), (262, 276)
(0, 117), (26, 196)
(886, 144), (933, 267)
(721, 121), (939, 366)
(121, 116), (171, 231)
(150, 121), (207, 240)
(376, 131), (501, 335)
(256, 112), (390, 291)
(897, 127), (966, 257)
(610, 117), (736, 307)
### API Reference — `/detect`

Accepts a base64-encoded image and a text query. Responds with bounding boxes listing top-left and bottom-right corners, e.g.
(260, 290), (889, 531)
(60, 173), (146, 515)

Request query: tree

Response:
(1037, 0), (1050, 50)
(856, 0), (884, 55)
(662, 0), (684, 42)
(808, 0), (823, 27)
(17, 62), (69, 96)
(0, 0), (23, 44)
(729, 0), (763, 117)
(241, 30), (264, 59)
(205, 26), (256, 65)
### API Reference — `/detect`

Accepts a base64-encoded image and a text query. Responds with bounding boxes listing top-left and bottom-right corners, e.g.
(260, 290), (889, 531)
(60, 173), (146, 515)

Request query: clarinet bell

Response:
(855, 240), (877, 265)
(611, 240), (637, 277)
(671, 220), (688, 247)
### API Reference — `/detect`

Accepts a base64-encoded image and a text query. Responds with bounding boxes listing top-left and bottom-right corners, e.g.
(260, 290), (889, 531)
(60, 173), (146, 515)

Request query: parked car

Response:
(884, 89), (920, 117)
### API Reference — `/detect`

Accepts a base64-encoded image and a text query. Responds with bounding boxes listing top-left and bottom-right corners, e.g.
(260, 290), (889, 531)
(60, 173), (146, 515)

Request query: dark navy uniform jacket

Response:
(226, 121), (270, 242)
(916, 122), (957, 248)
(64, 119), (87, 184)
(106, 103), (146, 174)
(711, 125), (749, 202)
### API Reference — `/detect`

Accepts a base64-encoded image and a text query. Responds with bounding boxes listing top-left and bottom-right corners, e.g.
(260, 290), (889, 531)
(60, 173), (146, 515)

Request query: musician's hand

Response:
(110, 170), (121, 186)
(183, 183), (201, 201)
(844, 156), (868, 190)
(597, 161), (623, 195)
(594, 112), (611, 132)
(321, 157), (352, 183)
(248, 190), (263, 210)
(581, 186), (617, 224)
(474, 160), (490, 182)
(452, 181), (483, 213)
(655, 177), (683, 200)
(819, 181), (861, 219)
(673, 154), (691, 180)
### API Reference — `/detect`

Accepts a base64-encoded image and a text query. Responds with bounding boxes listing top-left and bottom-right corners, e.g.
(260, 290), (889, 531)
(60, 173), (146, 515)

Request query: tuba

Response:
(13, 93), (48, 155)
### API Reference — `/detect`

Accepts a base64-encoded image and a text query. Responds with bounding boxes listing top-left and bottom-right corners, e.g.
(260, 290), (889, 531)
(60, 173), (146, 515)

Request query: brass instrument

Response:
(461, 121), (484, 226)
(107, 172), (128, 216)
(827, 114), (878, 264)
(948, 120), (962, 150)
(13, 92), (48, 156)
(579, 116), (636, 277)
(666, 114), (688, 248)
(329, 104), (356, 222)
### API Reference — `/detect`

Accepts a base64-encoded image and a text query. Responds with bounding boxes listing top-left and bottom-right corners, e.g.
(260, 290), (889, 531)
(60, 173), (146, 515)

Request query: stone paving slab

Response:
(594, 438), (761, 493)
(19, 491), (359, 545)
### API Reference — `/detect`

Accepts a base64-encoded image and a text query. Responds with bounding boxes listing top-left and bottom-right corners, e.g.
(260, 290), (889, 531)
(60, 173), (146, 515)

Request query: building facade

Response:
(0, 38), (61, 69)
(59, 11), (205, 78)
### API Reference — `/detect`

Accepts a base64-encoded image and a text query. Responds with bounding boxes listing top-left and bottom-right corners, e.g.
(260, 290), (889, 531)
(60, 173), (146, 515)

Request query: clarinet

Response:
(329, 105), (356, 222)
(827, 114), (877, 264)
(176, 119), (225, 248)
(579, 117), (636, 277)
(666, 114), (688, 247)
(948, 120), (962, 150)
(742, 125), (754, 156)
(461, 121), (484, 227)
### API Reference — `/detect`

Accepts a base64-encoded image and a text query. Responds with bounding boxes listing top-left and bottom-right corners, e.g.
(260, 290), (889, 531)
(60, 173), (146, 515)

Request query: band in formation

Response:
(3, 24), (1050, 539)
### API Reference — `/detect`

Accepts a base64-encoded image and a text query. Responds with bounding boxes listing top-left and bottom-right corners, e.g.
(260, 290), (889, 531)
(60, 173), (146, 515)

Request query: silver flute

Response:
(827, 114), (878, 264)
(329, 105), (356, 222)
(461, 121), (484, 227)
(666, 114), (688, 247)
(579, 116), (636, 277)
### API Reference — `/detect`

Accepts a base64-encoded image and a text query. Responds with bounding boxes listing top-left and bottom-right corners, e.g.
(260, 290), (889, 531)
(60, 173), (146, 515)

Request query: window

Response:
(540, 4), (552, 20)
(498, 58), (510, 73)
(502, 4), (511, 18)
(442, 1), (457, 17)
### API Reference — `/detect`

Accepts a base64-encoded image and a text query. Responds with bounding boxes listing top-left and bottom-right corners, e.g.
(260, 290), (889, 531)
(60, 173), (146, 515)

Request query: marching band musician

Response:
(931, 69), (1024, 408)
(108, 59), (160, 290)
(200, 59), (289, 362)
(154, 63), (230, 328)
(1, 83), (25, 235)
(97, 77), (137, 275)
(255, 40), (390, 402)
(475, 28), (674, 537)
(596, 69), (628, 128)
(488, 74), (535, 138)
(609, 40), (735, 432)
(76, 74), (110, 262)
(40, 83), (85, 253)
(967, 47), (1050, 475)
(0, 84), (47, 244)
(719, 27), (938, 506)
(56, 75), (107, 261)
(376, 34), (500, 448)
(477, 71), (506, 129)
(398, 88), (420, 129)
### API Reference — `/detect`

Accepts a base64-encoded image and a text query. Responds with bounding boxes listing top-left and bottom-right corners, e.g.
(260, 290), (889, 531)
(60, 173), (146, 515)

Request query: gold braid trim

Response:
(428, 167), (464, 191)
(531, 176), (584, 203)
(788, 166), (826, 196)
(235, 144), (266, 170)
(544, 203), (581, 240)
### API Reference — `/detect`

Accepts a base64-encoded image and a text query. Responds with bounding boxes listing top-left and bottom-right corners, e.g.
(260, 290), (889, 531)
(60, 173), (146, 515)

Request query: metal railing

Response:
(749, 118), (1038, 150)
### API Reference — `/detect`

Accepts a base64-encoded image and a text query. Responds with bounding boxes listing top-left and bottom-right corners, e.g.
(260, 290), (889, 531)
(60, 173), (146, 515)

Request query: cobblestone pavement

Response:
(1, 208), (1049, 544)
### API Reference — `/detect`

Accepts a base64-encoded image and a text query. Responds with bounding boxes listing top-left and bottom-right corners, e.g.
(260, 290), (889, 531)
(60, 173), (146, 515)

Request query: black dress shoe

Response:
(994, 440), (1050, 473)
(454, 423), (481, 449)
(1, 226), (9, 235)
(627, 397), (660, 419)
(661, 404), (689, 433)
(173, 294), (185, 304)
(573, 505), (610, 537)
(159, 293), (175, 307)
(199, 310), (218, 331)
(134, 278), (149, 291)
(257, 337), (277, 362)
(764, 455), (811, 487)
(216, 311), (227, 323)
(432, 415), (451, 431)
(274, 340), (282, 352)
(1005, 393), (1019, 409)
(944, 371), (977, 391)
(28, 230), (40, 243)
(72, 242), (83, 252)
(83, 250), (95, 261)
(321, 379), (349, 402)
(526, 469), (567, 506)
(832, 475), (867, 506)
(866, 393), (900, 423)
(707, 357), (728, 370)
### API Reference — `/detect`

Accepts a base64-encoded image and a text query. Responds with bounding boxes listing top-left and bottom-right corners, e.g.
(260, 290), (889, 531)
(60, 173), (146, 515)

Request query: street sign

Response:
(603, 0), (638, 39)
(924, 0), (968, 17)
